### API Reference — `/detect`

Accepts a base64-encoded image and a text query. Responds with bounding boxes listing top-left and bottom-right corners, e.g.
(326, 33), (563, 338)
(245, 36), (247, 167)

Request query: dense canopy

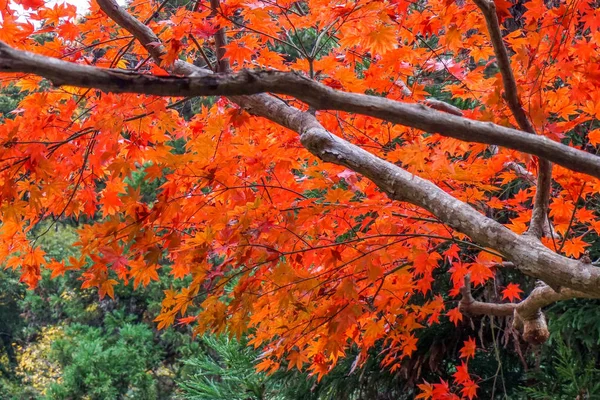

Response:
(2, 0), (600, 397)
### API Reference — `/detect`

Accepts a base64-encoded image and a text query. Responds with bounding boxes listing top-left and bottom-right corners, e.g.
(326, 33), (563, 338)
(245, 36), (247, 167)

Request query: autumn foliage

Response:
(2, 0), (600, 397)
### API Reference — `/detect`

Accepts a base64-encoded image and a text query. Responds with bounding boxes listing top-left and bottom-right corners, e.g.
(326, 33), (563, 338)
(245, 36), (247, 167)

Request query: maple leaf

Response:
(38, 2), (77, 25)
(191, 21), (218, 39)
(364, 24), (397, 55)
(287, 350), (309, 371)
(501, 283), (523, 302)
(307, 355), (330, 382)
(99, 279), (118, 299)
(25, 246), (46, 266)
(432, 380), (453, 398)
(325, 187), (354, 203)
(255, 357), (275, 373)
(562, 237), (589, 258)
(46, 260), (68, 279)
(401, 334), (418, 357)
(446, 307), (463, 326)
(459, 338), (476, 360)
(461, 380), (479, 400)
(20, 264), (41, 289)
(14, 0), (44, 10)
(549, 197), (575, 223)
(588, 129), (600, 146)
(444, 244), (461, 261)
(129, 259), (160, 289)
(223, 42), (254, 66)
(453, 361), (471, 384)
(155, 310), (177, 330)
(100, 179), (127, 216)
(163, 39), (183, 67)
(468, 263), (495, 286)
(494, 0), (513, 21)
(57, 21), (80, 41)
(176, 315), (197, 326)
(416, 381), (434, 399)
(581, 9), (600, 33)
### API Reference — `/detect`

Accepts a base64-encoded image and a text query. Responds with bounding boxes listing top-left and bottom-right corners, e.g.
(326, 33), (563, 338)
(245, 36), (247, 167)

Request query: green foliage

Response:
(510, 299), (600, 399)
(547, 299), (600, 349)
(0, 269), (24, 376)
(125, 163), (166, 204)
(0, 84), (23, 121)
(46, 320), (162, 399)
(0, 221), (201, 399)
(518, 339), (600, 399)
(178, 335), (278, 400)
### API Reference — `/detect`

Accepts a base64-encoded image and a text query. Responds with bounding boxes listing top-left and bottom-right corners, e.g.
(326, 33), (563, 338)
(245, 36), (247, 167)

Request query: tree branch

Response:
(209, 0), (230, 72)
(473, 0), (552, 239)
(459, 275), (515, 317)
(1, 43), (600, 180)
(529, 162), (553, 237)
(459, 275), (598, 344)
(504, 161), (536, 184)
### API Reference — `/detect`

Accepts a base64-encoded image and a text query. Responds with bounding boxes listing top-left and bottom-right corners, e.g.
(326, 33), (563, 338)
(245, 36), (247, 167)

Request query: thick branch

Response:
(515, 285), (597, 344)
(303, 126), (600, 294)
(2, 44), (600, 180)
(529, 162), (552, 237)
(96, 0), (165, 62)
(96, 0), (211, 77)
(473, 0), (552, 238)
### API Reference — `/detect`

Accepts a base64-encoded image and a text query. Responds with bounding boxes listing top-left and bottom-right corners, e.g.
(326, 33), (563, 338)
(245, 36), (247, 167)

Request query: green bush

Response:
(45, 320), (162, 399)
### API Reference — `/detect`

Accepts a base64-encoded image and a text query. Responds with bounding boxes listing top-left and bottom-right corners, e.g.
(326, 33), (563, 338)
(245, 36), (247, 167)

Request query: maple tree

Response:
(2, 0), (600, 397)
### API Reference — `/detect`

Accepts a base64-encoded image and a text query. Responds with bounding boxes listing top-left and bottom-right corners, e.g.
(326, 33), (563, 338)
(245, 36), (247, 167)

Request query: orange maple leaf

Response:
(562, 237), (589, 258)
(365, 24), (397, 55)
(453, 361), (471, 384)
(223, 42), (254, 66)
(459, 338), (476, 360)
(447, 307), (463, 326)
(460, 380), (479, 400)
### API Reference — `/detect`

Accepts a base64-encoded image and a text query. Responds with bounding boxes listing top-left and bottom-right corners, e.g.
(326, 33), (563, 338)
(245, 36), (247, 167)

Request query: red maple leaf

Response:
(501, 283), (524, 302)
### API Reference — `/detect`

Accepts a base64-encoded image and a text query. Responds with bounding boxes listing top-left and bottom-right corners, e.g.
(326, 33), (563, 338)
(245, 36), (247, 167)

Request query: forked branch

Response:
(459, 275), (596, 344)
